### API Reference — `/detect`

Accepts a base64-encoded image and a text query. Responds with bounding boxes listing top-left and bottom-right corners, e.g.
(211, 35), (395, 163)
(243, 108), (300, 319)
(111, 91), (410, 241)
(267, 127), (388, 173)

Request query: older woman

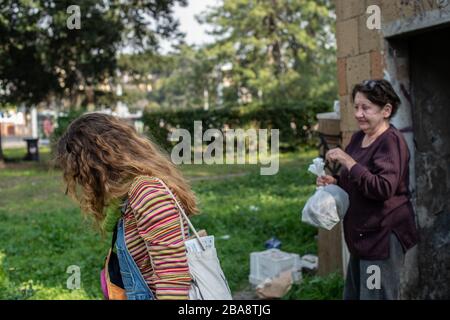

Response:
(317, 79), (418, 300)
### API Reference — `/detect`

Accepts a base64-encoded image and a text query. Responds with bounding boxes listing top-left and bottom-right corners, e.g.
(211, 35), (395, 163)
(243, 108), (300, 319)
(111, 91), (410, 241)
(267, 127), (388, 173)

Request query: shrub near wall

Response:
(142, 101), (331, 152)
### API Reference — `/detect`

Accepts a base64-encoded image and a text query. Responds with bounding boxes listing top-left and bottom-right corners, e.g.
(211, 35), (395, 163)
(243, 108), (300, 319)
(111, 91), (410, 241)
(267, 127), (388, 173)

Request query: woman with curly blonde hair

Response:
(55, 112), (198, 300)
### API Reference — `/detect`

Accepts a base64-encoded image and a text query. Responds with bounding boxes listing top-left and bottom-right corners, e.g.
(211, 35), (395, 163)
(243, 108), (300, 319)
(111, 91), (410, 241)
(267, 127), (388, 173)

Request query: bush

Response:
(142, 101), (331, 152)
(49, 110), (84, 156)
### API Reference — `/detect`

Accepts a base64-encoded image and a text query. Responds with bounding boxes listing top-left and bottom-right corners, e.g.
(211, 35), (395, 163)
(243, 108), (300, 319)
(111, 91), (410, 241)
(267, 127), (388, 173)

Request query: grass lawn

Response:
(0, 146), (343, 300)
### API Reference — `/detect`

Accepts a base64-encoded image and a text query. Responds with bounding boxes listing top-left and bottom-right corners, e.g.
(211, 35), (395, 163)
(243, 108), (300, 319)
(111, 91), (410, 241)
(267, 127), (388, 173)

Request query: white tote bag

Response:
(156, 178), (233, 300)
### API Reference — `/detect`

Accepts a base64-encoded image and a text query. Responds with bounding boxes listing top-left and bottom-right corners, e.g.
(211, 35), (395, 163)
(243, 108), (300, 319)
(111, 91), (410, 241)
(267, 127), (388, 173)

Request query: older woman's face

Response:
(353, 92), (391, 134)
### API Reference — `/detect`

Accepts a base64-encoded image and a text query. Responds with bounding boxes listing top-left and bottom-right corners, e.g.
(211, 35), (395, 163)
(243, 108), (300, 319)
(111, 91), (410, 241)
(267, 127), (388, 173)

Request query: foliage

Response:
(115, 0), (338, 111)
(0, 0), (187, 162)
(148, 45), (219, 110)
(142, 101), (331, 152)
(0, 0), (187, 107)
(49, 109), (84, 155)
(117, 45), (218, 110)
(283, 272), (344, 300)
(196, 0), (337, 107)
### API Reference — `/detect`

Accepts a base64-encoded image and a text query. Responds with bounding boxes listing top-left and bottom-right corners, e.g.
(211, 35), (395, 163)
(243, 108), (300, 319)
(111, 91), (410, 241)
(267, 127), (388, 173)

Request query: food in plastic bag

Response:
(301, 158), (349, 230)
(302, 187), (337, 230)
(323, 184), (349, 220)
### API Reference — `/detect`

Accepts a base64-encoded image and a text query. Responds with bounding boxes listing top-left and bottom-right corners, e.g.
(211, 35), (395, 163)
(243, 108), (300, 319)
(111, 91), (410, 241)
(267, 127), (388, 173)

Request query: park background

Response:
(0, 0), (341, 300)
(1, 0), (449, 299)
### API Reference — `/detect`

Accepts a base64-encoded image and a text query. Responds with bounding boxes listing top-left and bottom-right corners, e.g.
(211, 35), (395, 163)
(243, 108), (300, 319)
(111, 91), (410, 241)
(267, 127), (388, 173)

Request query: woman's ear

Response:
(383, 104), (393, 119)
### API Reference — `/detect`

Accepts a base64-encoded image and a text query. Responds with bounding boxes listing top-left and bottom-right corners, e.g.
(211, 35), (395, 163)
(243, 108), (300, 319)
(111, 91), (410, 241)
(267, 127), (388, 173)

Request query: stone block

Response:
(370, 50), (385, 79)
(336, 0), (366, 21)
(337, 58), (348, 96)
(336, 18), (359, 58)
(346, 53), (371, 93)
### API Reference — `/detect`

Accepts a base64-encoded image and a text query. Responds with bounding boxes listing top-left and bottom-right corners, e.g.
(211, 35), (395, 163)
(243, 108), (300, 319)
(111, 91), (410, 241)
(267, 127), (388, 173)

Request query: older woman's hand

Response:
(326, 148), (357, 171)
(316, 175), (337, 187)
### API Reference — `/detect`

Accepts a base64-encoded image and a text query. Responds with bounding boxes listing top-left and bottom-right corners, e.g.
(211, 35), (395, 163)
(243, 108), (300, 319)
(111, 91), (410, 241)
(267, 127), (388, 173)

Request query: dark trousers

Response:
(344, 233), (405, 300)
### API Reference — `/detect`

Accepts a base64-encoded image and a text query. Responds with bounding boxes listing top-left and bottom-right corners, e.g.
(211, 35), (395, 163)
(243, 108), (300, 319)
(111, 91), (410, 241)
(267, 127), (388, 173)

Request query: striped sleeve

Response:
(128, 176), (191, 300)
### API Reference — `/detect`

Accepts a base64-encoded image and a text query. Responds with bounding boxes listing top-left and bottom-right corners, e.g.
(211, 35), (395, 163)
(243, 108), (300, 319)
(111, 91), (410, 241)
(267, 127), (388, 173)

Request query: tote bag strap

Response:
(153, 177), (206, 251)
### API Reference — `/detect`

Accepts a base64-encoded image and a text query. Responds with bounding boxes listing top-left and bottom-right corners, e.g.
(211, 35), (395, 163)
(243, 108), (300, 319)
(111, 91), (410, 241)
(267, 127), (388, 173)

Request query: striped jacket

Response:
(124, 176), (191, 300)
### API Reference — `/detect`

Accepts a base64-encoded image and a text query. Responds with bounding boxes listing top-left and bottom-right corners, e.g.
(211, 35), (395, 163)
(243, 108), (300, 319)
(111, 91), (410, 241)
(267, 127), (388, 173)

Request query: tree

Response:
(148, 45), (218, 110)
(118, 45), (218, 111)
(198, 0), (337, 107)
(0, 0), (186, 163)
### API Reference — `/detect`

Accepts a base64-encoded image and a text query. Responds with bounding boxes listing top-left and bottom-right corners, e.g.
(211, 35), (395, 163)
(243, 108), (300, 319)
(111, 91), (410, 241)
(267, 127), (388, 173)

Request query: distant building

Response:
(0, 110), (30, 137)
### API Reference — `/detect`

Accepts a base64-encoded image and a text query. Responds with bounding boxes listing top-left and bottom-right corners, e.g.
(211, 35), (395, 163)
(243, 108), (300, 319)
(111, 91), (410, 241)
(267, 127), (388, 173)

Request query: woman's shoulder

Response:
(128, 175), (168, 203)
(379, 125), (406, 146)
(126, 176), (181, 223)
(375, 126), (410, 159)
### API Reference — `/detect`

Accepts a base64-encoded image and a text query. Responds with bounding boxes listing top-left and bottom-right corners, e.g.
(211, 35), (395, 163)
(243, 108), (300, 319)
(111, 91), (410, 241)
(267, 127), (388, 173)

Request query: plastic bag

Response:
(301, 187), (339, 230)
(322, 184), (349, 220)
(308, 157), (326, 177)
(301, 158), (349, 230)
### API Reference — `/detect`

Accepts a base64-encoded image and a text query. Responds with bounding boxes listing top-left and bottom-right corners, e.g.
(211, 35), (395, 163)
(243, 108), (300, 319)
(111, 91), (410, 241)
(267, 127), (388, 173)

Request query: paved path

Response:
(2, 136), (49, 148)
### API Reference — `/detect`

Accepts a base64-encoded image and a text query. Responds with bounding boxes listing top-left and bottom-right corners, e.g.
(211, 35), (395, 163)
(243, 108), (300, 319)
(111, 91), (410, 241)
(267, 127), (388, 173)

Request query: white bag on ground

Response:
(156, 178), (233, 300)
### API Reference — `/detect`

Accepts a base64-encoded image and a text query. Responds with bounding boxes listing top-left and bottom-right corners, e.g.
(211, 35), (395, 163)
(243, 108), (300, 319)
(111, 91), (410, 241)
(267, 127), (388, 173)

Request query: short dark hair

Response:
(351, 79), (401, 119)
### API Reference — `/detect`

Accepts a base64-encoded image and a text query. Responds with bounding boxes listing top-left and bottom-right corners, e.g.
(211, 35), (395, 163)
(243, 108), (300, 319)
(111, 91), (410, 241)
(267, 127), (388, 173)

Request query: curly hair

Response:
(54, 112), (198, 229)
(352, 79), (402, 119)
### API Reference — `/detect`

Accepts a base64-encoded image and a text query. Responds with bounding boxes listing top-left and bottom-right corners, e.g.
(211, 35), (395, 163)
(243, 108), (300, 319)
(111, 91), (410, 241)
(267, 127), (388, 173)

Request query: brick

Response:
(370, 50), (385, 79)
(338, 94), (350, 132)
(346, 53), (371, 93)
(335, 0), (345, 22)
(379, 0), (438, 25)
(393, 0), (433, 20)
(336, 0), (366, 21)
(337, 58), (347, 96)
(380, 0), (401, 24)
(339, 94), (359, 133)
(336, 18), (359, 58)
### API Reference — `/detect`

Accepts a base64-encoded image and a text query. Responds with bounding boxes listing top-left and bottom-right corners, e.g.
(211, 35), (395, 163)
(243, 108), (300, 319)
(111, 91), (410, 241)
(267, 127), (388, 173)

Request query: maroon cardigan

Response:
(337, 125), (418, 260)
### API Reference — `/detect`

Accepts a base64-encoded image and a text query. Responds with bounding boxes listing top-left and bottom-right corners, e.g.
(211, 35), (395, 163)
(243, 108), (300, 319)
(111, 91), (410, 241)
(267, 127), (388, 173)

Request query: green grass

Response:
(0, 147), (343, 300)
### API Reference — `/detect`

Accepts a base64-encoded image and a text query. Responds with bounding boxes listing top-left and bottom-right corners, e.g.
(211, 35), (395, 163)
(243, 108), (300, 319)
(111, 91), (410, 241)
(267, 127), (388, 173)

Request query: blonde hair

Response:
(55, 112), (198, 228)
